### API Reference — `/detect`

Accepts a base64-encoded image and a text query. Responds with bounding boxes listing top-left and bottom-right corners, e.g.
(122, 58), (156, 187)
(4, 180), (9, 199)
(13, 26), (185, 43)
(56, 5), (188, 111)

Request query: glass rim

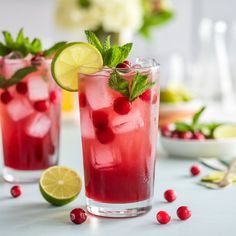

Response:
(0, 56), (52, 64)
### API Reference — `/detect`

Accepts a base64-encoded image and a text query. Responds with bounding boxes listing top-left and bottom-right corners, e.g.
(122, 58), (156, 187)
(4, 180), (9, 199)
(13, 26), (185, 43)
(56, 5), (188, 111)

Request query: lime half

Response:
(213, 124), (236, 139)
(39, 166), (82, 206)
(51, 42), (103, 91)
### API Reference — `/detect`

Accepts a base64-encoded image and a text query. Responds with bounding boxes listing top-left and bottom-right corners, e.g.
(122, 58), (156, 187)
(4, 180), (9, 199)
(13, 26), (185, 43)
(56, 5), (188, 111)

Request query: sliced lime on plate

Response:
(39, 166), (82, 206)
(51, 42), (103, 91)
(213, 124), (236, 139)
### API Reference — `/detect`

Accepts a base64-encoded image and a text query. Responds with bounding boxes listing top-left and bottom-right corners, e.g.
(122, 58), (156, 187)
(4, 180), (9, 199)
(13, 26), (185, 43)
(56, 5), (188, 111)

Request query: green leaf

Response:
(175, 122), (192, 132)
(0, 66), (36, 89)
(108, 71), (129, 97)
(192, 106), (206, 130)
(0, 42), (10, 56)
(199, 122), (222, 138)
(129, 72), (155, 101)
(30, 38), (42, 54)
(2, 31), (14, 48)
(15, 28), (24, 46)
(103, 35), (111, 52)
(85, 31), (103, 55)
(43, 41), (67, 57)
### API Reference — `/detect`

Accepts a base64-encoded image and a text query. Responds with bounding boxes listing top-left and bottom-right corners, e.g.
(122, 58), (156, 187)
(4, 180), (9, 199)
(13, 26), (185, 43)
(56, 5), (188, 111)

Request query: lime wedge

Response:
(213, 124), (236, 139)
(51, 42), (103, 91)
(39, 166), (82, 206)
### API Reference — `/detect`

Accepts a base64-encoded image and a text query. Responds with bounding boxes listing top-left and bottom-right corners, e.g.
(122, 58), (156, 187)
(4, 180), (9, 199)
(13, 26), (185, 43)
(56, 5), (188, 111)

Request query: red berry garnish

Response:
(113, 97), (132, 115)
(16, 82), (28, 94)
(10, 185), (22, 198)
(116, 62), (130, 69)
(160, 125), (171, 137)
(70, 208), (87, 224)
(31, 53), (43, 66)
(123, 60), (131, 66)
(79, 93), (86, 108)
(190, 165), (201, 176)
(177, 206), (191, 220)
(171, 131), (179, 139)
(164, 189), (176, 202)
(179, 131), (193, 140)
(156, 211), (171, 224)
(0, 90), (13, 104)
(92, 110), (109, 129)
(139, 89), (151, 102)
(192, 132), (205, 140)
(49, 90), (58, 104)
(34, 100), (49, 112)
(96, 126), (115, 144)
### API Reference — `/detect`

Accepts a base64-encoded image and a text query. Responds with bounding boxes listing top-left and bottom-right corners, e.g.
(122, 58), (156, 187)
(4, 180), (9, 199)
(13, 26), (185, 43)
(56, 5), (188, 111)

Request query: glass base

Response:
(86, 197), (152, 218)
(3, 167), (44, 183)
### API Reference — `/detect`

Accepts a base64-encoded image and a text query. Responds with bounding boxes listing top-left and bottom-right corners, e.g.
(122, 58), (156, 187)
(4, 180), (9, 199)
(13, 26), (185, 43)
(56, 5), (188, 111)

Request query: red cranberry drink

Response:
(0, 29), (64, 182)
(51, 31), (160, 217)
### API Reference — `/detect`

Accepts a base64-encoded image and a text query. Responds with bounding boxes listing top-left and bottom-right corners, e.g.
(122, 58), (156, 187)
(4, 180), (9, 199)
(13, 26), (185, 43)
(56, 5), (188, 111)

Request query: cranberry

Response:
(0, 90), (12, 104)
(171, 131), (179, 139)
(31, 53), (43, 66)
(49, 90), (58, 104)
(139, 89), (151, 102)
(92, 110), (109, 129)
(156, 211), (171, 224)
(96, 126), (115, 144)
(177, 206), (192, 220)
(16, 82), (28, 94)
(164, 189), (176, 203)
(34, 100), (49, 112)
(11, 185), (22, 198)
(70, 208), (87, 224)
(113, 97), (132, 115)
(79, 93), (86, 108)
(116, 62), (130, 69)
(123, 60), (131, 66)
(179, 131), (193, 140)
(160, 125), (171, 137)
(190, 165), (202, 176)
(192, 132), (205, 140)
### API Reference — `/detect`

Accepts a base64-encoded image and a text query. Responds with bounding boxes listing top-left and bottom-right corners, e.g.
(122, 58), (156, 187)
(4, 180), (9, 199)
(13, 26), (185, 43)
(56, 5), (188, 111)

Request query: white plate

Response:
(160, 136), (236, 159)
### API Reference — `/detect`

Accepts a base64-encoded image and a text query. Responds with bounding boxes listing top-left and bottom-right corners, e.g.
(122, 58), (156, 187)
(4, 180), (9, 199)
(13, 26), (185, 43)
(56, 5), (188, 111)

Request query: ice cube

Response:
(91, 142), (121, 169)
(135, 58), (158, 67)
(80, 110), (95, 138)
(25, 113), (51, 138)
(3, 59), (28, 79)
(111, 109), (144, 133)
(85, 77), (113, 110)
(6, 98), (34, 121)
(28, 76), (49, 101)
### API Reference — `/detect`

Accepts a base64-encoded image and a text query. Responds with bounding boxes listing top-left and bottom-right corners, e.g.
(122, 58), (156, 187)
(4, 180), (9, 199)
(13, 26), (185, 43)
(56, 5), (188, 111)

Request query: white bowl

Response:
(160, 136), (236, 159)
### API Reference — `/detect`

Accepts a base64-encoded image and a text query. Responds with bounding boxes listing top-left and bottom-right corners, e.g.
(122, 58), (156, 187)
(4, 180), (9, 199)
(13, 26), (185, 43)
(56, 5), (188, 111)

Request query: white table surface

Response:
(0, 122), (236, 236)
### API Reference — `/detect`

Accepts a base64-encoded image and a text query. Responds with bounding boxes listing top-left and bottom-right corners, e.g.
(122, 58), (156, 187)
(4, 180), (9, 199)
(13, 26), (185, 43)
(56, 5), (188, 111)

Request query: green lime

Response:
(39, 166), (82, 206)
(213, 124), (236, 139)
(51, 42), (103, 91)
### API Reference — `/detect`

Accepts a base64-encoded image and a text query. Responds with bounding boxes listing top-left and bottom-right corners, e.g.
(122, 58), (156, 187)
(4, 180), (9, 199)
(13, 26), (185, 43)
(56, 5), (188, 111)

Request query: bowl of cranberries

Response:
(160, 107), (236, 159)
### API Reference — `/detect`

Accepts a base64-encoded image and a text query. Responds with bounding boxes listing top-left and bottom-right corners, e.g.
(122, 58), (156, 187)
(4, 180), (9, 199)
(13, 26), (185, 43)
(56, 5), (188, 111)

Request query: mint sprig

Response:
(0, 66), (36, 89)
(43, 41), (67, 58)
(109, 70), (155, 102)
(85, 31), (133, 68)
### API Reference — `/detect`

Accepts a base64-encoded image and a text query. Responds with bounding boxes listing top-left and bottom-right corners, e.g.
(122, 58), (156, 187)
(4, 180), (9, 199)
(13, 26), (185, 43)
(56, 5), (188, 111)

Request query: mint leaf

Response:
(0, 66), (36, 89)
(192, 106), (206, 131)
(175, 122), (192, 132)
(129, 72), (155, 101)
(43, 41), (66, 57)
(103, 35), (111, 52)
(85, 31), (103, 55)
(0, 42), (10, 56)
(16, 28), (24, 46)
(2, 31), (14, 48)
(30, 38), (42, 54)
(108, 71), (129, 97)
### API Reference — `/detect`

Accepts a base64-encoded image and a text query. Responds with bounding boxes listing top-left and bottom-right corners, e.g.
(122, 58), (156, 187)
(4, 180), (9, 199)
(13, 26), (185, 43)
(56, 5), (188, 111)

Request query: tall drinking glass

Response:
(0, 57), (61, 182)
(78, 60), (160, 217)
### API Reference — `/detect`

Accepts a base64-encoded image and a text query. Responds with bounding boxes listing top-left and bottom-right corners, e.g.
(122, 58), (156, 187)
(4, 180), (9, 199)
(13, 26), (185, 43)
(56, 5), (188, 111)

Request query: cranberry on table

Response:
(96, 126), (115, 144)
(70, 208), (87, 224)
(164, 189), (176, 203)
(92, 110), (109, 129)
(190, 165), (202, 176)
(177, 206), (192, 220)
(0, 90), (13, 104)
(34, 100), (49, 112)
(139, 89), (151, 102)
(79, 92), (87, 108)
(179, 131), (193, 140)
(156, 211), (171, 224)
(10, 185), (22, 198)
(49, 90), (58, 104)
(192, 132), (206, 140)
(16, 82), (28, 94)
(113, 97), (132, 115)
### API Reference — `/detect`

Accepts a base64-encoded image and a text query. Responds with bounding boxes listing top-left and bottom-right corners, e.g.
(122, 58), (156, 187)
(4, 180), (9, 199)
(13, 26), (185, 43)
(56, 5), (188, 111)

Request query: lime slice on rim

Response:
(39, 166), (82, 206)
(51, 42), (103, 91)
(213, 124), (236, 139)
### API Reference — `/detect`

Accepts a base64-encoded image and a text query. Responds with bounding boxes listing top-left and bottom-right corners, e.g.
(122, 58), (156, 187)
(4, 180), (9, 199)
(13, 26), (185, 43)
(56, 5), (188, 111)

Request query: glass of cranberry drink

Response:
(0, 29), (65, 182)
